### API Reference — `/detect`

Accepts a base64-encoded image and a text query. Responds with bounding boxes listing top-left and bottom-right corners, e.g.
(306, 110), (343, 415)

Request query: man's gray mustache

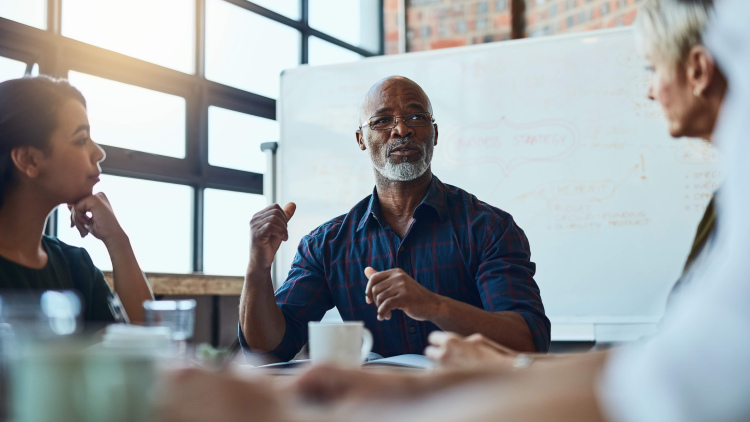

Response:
(386, 138), (423, 156)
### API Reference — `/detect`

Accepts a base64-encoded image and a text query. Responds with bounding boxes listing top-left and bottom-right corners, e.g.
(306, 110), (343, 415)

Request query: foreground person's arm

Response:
(292, 349), (610, 402)
(157, 351), (610, 422)
(325, 351), (609, 422)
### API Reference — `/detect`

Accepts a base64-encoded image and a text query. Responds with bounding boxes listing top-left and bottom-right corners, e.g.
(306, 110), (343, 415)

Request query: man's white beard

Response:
(373, 153), (430, 181)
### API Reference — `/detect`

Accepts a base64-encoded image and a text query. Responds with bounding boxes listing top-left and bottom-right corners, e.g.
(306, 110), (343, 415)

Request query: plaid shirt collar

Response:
(356, 174), (450, 232)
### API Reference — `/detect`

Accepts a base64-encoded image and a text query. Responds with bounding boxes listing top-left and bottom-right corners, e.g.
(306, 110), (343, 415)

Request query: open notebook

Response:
(251, 353), (434, 374)
(363, 353), (434, 369)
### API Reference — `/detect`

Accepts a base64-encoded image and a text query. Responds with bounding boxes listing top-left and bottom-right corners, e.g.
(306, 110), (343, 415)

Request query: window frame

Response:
(0, 0), (384, 274)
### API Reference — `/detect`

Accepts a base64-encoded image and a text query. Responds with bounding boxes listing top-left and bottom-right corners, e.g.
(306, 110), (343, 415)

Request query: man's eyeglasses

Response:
(360, 112), (434, 131)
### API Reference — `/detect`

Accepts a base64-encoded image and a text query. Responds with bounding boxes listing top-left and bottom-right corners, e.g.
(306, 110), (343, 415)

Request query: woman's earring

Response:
(693, 88), (701, 97)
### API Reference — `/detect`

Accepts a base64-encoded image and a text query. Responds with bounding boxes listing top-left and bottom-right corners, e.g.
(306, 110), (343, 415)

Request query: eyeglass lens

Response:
(369, 113), (432, 130)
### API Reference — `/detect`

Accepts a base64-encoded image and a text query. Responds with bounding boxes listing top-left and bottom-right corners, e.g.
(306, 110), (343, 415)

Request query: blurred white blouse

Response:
(598, 0), (750, 421)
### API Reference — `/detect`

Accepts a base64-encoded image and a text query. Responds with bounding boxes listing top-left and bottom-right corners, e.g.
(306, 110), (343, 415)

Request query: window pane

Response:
(0, 56), (28, 82)
(61, 0), (194, 73)
(250, 0), (300, 20)
(203, 189), (267, 276)
(308, 37), (363, 66)
(309, 0), (380, 53)
(206, 0), (300, 99)
(208, 106), (276, 173)
(68, 71), (186, 158)
(0, 0), (46, 29)
(56, 175), (193, 273)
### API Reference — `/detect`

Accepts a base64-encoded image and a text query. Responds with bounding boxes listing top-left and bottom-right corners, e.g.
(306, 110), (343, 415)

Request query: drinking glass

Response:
(142, 299), (196, 357)
(0, 291), (81, 339)
(0, 291), (81, 421)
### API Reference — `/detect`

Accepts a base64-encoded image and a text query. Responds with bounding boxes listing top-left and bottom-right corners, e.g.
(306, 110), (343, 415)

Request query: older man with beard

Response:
(238, 76), (549, 361)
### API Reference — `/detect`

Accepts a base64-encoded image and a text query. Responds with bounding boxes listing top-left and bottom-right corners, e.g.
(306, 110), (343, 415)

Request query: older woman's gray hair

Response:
(634, 0), (714, 66)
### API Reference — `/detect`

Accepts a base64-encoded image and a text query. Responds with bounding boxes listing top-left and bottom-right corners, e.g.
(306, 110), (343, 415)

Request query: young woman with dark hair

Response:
(0, 76), (152, 323)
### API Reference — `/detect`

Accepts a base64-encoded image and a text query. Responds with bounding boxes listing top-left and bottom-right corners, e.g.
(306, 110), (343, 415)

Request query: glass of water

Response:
(0, 291), (81, 420)
(142, 300), (196, 357)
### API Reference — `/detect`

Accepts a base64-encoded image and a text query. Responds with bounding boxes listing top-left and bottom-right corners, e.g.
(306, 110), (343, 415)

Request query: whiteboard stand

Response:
(261, 141), (280, 289)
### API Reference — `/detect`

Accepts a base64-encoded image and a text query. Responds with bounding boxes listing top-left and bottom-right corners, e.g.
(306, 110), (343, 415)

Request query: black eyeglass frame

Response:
(359, 112), (435, 131)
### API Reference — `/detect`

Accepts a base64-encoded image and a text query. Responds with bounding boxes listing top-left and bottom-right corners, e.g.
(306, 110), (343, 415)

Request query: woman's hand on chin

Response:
(68, 192), (127, 246)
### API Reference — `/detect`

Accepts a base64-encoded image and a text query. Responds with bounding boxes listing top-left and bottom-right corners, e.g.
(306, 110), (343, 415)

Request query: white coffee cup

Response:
(308, 322), (373, 367)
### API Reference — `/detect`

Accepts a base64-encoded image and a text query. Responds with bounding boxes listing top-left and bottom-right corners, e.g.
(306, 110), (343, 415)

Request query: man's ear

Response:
(356, 130), (366, 151)
(10, 146), (44, 179)
(686, 45), (716, 97)
(433, 124), (439, 146)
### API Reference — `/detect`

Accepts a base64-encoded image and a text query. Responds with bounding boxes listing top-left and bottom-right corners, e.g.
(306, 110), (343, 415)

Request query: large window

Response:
(309, 0), (381, 52)
(203, 189), (267, 276)
(69, 71), (187, 158)
(56, 176), (194, 273)
(206, 0), (300, 99)
(61, 0), (195, 73)
(1, 0), (383, 276)
(0, 55), (27, 82)
(208, 106), (276, 173)
(0, 0), (46, 29)
(308, 36), (364, 66)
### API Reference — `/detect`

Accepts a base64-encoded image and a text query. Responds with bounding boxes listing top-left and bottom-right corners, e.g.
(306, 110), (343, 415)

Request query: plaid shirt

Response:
(239, 176), (550, 360)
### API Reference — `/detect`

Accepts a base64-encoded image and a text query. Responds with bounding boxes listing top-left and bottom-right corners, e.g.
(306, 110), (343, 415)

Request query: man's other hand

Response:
(364, 267), (442, 321)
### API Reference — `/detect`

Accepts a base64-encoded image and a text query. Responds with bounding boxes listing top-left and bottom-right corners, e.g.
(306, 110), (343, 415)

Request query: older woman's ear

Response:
(686, 45), (720, 97)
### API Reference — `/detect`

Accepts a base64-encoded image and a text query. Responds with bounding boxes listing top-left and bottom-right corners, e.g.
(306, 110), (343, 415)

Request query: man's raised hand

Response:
(249, 202), (296, 271)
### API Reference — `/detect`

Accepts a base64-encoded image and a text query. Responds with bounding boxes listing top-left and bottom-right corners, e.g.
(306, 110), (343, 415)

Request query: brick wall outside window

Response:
(385, 0), (643, 54)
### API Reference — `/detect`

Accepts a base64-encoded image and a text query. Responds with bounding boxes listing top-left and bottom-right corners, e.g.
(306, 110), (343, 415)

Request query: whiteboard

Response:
(276, 28), (718, 341)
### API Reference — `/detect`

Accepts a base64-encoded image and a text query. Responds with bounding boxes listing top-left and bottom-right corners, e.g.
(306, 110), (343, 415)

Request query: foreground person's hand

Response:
(158, 368), (289, 422)
(425, 331), (518, 369)
(291, 364), (421, 403)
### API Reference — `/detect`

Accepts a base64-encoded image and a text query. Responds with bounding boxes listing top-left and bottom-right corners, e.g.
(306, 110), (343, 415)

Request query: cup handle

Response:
(360, 328), (373, 362)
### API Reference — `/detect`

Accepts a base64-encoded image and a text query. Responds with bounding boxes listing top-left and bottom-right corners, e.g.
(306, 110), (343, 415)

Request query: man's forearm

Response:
(429, 296), (537, 352)
(106, 234), (153, 323)
(239, 265), (286, 353)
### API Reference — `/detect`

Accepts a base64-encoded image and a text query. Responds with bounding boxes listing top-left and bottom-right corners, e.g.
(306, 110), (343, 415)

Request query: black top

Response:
(0, 235), (115, 322)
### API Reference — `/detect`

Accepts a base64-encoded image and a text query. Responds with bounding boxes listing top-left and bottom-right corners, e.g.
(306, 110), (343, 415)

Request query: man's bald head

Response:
(355, 76), (438, 183)
(358, 76), (433, 125)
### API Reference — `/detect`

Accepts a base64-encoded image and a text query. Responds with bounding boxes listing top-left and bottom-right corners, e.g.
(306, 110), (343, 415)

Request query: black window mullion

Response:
(0, 19), (54, 75)
(221, 0), (304, 29)
(193, 186), (205, 273)
(193, 0), (207, 272)
(196, 0), (206, 78)
(46, 0), (61, 35)
(378, 0), (385, 55)
(301, 32), (309, 65)
(301, 0), (309, 64)
(44, 0), (64, 79)
(205, 81), (275, 120)
(307, 28), (378, 57)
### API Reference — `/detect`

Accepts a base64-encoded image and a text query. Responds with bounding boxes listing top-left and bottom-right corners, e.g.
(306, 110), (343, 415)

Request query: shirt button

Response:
(410, 326), (416, 333)
(399, 246), (404, 252)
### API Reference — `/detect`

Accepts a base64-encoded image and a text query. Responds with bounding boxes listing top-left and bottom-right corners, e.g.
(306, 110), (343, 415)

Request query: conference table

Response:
(103, 271), (243, 346)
